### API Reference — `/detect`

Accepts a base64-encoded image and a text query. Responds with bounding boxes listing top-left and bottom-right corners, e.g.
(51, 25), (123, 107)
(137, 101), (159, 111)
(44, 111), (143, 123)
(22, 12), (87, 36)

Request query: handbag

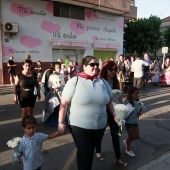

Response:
(33, 85), (38, 96)
(32, 72), (40, 96)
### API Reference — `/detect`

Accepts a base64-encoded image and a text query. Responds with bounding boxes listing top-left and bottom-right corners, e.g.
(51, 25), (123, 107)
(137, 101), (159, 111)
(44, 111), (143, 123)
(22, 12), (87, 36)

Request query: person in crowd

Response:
(57, 58), (65, 73)
(72, 62), (80, 77)
(151, 58), (160, 70)
(35, 60), (43, 82)
(131, 55), (149, 89)
(65, 56), (70, 68)
(123, 86), (142, 158)
(7, 55), (17, 85)
(98, 58), (103, 71)
(116, 67), (125, 92)
(47, 62), (65, 91)
(164, 57), (170, 68)
(67, 60), (75, 79)
(25, 54), (31, 60)
(14, 59), (41, 118)
(58, 56), (116, 170)
(129, 55), (135, 81)
(42, 62), (65, 126)
(151, 66), (160, 85)
(124, 56), (130, 72)
(118, 54), (127, 76)
(94, 60), (127, 167)
(25, 54), (34, 71)
(142, 53), (152, 89)
(40, 62), (55, 97)
(129, 55), (135, 70)
(18, 115), (59, 170)
(160, 65), (170, 85)
(110, 57), (114, 61)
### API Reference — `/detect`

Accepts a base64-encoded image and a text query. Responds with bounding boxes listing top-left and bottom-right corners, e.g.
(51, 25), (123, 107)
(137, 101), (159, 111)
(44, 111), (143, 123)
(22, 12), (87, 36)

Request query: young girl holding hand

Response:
(123, 86), (142, 158)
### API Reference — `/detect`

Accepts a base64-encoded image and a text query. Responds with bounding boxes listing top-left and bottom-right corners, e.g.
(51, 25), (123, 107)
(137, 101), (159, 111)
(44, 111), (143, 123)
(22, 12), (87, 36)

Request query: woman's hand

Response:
(58, 124), (67, 134)
(114, 115), (120, 124)
(14, 95), (18, 104)
(37, 93), (41, 101)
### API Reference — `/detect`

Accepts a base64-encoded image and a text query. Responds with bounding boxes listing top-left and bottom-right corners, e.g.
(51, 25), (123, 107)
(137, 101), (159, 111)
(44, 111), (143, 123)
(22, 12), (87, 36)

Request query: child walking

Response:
(18, 115), (59, 170)
(123, 86), (142, 158)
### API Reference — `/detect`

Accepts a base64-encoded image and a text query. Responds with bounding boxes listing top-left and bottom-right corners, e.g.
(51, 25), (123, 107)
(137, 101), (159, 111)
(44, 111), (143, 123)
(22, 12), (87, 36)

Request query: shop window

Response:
(54, 2), (85, 20)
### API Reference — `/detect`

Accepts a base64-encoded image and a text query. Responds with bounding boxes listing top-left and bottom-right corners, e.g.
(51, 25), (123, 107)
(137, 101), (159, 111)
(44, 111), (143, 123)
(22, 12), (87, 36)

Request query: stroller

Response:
(124, 72), (133, 92)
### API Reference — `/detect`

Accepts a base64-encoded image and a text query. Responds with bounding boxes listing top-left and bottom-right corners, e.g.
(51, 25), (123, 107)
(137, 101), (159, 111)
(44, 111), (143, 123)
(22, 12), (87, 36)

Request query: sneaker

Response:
(125, 150), (135, 157)
(96, 153), (104, 162)
(123, 140), (127, 149)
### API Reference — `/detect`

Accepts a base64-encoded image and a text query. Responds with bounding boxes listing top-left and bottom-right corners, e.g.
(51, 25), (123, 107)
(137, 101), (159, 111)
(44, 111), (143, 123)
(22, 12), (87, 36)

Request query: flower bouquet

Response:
(114, 104), (132, 137)
(6, 137), (21, 163)
(112, 89), (122, 104)
(135, 101), (146, 112)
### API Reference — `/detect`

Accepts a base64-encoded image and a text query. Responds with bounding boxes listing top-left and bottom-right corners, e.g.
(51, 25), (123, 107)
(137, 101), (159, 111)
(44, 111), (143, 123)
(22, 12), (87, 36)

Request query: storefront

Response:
(0, 0), (124, 84)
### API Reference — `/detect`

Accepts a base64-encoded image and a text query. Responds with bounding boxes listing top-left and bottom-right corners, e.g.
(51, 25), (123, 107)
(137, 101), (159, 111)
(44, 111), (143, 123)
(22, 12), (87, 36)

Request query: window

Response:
(54, 2), (85, 20)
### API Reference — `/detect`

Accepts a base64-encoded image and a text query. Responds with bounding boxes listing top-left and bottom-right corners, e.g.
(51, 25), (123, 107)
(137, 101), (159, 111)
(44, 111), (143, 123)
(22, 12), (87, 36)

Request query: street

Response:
(0, 83), (170, 170)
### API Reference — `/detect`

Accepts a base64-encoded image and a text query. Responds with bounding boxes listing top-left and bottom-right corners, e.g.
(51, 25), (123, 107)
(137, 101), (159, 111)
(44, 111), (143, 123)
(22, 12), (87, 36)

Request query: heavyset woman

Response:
(95, 60), (127, 167)
(58, 56), (116, 170)
(14, 59), (40, 118)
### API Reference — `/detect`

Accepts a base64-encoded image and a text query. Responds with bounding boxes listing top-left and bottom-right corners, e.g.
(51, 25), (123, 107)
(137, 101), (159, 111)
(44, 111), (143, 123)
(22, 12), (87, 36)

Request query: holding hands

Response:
(58, 123), (67, 134)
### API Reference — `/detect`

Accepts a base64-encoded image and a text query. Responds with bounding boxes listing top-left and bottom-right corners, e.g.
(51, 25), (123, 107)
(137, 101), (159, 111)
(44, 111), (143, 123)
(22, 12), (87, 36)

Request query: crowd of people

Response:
(9, 53), (170, 170)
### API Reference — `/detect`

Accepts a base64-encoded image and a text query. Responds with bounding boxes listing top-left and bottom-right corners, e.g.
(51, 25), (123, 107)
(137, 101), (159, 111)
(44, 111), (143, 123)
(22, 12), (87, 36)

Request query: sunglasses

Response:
(88, 63), (99, 67)
(108, 68), (117, 72)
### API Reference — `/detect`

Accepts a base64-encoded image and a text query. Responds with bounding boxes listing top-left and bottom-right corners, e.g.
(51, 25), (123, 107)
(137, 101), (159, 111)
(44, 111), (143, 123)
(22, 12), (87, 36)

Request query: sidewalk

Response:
(137, 151), (170, 170)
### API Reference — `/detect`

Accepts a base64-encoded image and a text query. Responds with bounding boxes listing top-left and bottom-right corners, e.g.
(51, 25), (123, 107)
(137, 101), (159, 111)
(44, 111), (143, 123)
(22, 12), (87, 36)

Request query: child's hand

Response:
(17, 152), (23, 161)
(137, 108), (142, 118)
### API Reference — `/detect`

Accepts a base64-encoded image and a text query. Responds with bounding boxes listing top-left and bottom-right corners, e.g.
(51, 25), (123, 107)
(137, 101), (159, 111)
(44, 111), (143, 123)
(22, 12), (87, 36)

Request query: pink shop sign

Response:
(94, 43), (120, 49)
(51, 40), (87, 47)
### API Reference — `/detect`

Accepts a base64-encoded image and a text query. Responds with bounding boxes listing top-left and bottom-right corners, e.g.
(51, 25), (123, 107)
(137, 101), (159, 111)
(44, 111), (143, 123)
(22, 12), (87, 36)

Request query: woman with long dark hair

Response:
(95, 60), (127, 167)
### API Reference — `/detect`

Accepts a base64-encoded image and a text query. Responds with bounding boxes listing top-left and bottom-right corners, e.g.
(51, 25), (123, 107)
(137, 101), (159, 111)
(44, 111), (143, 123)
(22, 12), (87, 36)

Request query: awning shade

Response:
(51, 39), (87, 47)
(94, 43), (120, 49)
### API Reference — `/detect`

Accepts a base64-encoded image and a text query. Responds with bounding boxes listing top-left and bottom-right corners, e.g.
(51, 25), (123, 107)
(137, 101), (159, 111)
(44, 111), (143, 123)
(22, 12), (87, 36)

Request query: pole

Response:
(162, 53), (165, 70)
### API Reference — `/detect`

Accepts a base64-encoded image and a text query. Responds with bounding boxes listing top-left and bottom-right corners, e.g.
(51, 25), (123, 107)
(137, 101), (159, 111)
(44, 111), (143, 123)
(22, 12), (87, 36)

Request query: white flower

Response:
(112, 90), (122, 104)
(7, 137), (21, 149)
(114, 104), (130, 125)
(113, 103), (132, 137)
(6, 137), (22, 163)
(136, 101), (146, 112)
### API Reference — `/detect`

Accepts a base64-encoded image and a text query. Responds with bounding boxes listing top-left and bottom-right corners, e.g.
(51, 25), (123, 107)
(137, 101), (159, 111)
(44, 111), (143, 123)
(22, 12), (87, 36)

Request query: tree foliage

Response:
(163, 25), (170, 47)
(124, 15), (163, 56)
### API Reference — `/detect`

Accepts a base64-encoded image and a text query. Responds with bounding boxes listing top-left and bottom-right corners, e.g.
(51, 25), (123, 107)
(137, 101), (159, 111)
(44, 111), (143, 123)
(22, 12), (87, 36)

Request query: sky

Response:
(135, 0), (170, 19)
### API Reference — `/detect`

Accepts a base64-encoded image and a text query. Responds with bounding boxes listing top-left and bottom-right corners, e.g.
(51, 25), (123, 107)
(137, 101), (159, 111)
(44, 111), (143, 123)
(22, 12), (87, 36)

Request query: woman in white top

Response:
(58, 56), (118, 170)
(43, 62), (65, 126)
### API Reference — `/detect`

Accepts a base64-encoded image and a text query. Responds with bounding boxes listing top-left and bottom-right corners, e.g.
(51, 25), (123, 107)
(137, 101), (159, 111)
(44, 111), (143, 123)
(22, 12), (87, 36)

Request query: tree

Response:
(124, 15), (163, 57)
(163, 25), (170, 47)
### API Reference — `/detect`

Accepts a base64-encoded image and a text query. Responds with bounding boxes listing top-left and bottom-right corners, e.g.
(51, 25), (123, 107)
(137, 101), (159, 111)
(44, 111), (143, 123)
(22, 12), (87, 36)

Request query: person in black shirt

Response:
(35, 60), (43, 82)
(7, 55), (17, 85)
(14, 59), (41, 118)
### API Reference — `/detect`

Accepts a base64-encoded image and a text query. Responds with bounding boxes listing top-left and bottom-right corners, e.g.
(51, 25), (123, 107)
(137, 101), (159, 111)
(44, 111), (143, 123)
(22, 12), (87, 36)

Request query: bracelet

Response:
(58, 121), (65, 124)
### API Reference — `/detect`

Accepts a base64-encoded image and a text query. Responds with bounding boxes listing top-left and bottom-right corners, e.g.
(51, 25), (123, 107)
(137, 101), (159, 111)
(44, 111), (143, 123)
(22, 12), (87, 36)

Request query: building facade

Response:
(0, 0), (137, 84)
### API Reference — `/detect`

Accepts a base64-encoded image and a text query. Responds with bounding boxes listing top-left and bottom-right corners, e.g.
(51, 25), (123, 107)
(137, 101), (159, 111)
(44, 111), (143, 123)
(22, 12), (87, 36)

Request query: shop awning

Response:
(51, 39), (87, 47)
(93, 43), (120, 49)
